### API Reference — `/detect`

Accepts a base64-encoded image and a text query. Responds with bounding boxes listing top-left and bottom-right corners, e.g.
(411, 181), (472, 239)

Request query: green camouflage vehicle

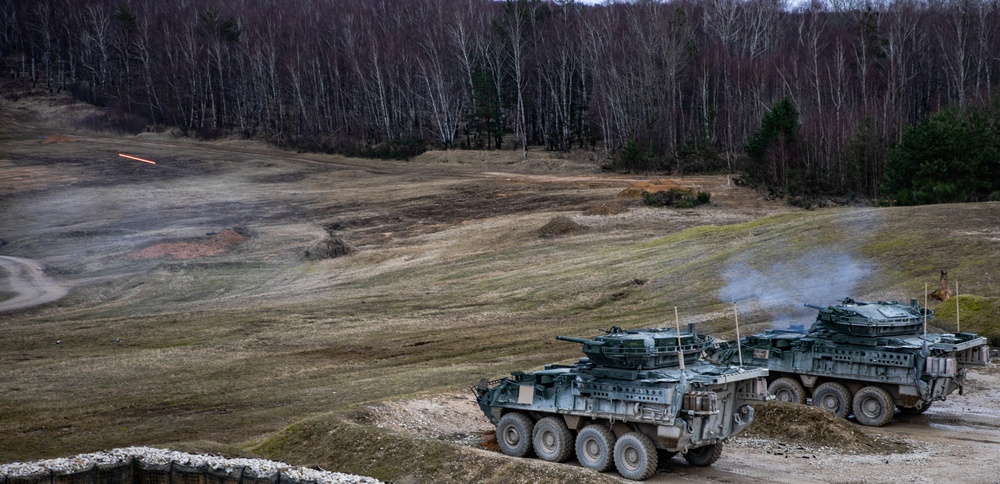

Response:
(473, 324), (768, 480)
(710, 298), (991, 426)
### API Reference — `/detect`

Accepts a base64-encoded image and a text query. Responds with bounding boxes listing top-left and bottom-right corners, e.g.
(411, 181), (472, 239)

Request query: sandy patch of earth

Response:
(128, 228), (248, 260)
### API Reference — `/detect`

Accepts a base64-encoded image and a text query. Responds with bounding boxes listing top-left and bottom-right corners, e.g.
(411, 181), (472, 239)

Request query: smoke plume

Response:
(719, 249), (872, 327)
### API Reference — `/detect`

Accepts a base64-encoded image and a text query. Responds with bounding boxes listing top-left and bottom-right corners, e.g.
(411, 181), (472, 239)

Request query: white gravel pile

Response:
(0, 446), (382, 484)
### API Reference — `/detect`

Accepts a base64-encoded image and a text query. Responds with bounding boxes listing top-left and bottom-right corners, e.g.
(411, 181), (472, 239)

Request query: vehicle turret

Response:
(556, 325), (715, 369)
(805, 298), (930, 337)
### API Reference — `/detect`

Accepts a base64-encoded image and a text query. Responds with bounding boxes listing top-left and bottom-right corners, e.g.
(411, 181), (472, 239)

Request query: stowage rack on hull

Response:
(473, 324), (768, 481)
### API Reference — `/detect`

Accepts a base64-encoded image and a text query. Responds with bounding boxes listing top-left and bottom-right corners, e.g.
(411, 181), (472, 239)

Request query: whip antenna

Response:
(733, 302), (743, 367)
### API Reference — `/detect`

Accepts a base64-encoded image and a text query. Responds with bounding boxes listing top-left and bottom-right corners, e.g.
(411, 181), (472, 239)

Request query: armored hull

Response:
(710, 298), (991, 427)
(474, 325), (768, 480)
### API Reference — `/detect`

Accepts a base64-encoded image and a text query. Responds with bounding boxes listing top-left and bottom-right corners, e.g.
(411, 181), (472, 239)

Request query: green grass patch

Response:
(931, 295), (1000, 344)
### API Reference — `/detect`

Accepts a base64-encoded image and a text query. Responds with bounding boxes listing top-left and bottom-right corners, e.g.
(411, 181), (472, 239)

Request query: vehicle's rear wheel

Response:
(852, 386), (894, 427)
(575, 424), (615, 472)
(532, 417), (573, 462)
(899, 400), (933, 415)
(613, 432), (658, 481)
(496, 412), (534, 457)
(768, 377), (807, 404)
(684, 442), (723, 467)
(812, 381), (852, 419)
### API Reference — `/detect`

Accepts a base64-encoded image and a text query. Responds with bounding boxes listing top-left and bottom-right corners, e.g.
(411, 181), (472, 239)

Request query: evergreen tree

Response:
(883, 107), (1000, 205)
(745, 99), (799, 194)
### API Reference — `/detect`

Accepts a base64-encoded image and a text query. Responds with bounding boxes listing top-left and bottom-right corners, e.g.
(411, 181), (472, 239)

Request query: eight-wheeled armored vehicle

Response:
(473, 324), (768, 480)
(710, 298), (991, 426)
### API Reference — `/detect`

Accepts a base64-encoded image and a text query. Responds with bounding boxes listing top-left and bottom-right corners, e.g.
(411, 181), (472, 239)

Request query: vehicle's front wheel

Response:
(812, 381), (852, 419)
(532, 417), (573, 462)
(684, 442), (723, 467)
(613, 432), (658, 481)
(852, 386), (894, 427)
(768, 377), (807, 404)
(496, 412), (534, 457)
(575, 424), (615, 472)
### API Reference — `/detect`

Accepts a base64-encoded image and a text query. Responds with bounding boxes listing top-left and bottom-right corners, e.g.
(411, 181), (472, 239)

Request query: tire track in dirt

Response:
(0, 256), (67, 312)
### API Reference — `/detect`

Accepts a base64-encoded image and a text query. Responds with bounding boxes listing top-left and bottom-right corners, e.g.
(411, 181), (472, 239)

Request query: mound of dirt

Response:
(618, 179), (683, 198)
(40, 134), (76, 144)
(129, 228), (247, 260)
(538, 216), (585, 238)
(358, 392), (492, 447)
(304, 236), (355, 260)
(744, 401), (910, 454)
(582, 200), (628, 216)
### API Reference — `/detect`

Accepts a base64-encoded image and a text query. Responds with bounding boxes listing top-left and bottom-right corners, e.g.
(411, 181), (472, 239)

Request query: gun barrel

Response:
(804, 304), (827, 310)
(556, 335), (601, 345)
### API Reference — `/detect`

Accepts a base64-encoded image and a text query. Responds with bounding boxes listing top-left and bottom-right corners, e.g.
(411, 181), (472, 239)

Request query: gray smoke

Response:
(719, 249), (872, 328)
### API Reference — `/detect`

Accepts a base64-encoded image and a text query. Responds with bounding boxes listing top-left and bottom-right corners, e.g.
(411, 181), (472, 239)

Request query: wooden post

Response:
(955, 279), (960, 333)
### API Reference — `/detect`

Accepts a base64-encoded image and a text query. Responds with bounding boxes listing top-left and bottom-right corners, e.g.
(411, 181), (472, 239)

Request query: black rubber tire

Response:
(684, 442), (723, 467)
(899, 400), (933, 415)
(532, 416), (574, 462)
(852, 386), (895, 427)
(768, 377), (807, 404)
(496, 412), (534, 457)
(576, 424), (615, 472)
(613, 432), (659, 481)
(812, 382), (852, 419)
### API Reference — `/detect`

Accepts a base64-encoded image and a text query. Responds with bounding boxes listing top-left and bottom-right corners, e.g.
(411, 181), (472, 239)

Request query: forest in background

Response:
(2, 0), (999, 203)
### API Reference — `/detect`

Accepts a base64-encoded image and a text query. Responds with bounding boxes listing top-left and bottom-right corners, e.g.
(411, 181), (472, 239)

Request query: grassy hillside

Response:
(1, 97), (997, 472)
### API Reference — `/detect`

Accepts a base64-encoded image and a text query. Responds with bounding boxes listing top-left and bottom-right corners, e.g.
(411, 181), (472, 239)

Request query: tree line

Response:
(3, 0), (1000, 202)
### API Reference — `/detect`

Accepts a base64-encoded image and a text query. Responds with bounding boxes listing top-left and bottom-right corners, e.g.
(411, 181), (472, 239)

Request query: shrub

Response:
(642, 188), (710, 208)
(304, 236), (355, 260)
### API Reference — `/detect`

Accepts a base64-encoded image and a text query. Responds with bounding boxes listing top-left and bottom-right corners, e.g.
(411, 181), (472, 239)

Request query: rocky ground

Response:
(0, 447), (381, 484)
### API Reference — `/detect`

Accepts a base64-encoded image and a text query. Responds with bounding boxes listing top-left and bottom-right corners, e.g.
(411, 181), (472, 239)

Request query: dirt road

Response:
(0, 256), (67, 312)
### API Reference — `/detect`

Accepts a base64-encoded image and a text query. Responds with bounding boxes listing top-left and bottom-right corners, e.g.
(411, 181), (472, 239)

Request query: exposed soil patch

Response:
(360, 391), (491, 448)
(128, 228), (248, 260)
(538, 215), (585, 238)
(40, 134), (77, 144)
(619, 179), (684, 198)
(743, 401), (910, 454)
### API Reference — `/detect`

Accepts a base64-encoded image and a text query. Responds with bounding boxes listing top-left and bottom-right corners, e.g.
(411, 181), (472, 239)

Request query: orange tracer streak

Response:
(118, 153), (157, 165)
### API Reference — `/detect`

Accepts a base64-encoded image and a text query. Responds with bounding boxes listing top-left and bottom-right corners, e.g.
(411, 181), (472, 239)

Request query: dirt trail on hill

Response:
(0, 256), (67, 312)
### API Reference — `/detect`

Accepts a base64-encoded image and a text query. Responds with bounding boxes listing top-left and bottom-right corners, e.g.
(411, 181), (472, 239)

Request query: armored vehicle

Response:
(473, 324), (768, 480)
(710, 298), (991, 427)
